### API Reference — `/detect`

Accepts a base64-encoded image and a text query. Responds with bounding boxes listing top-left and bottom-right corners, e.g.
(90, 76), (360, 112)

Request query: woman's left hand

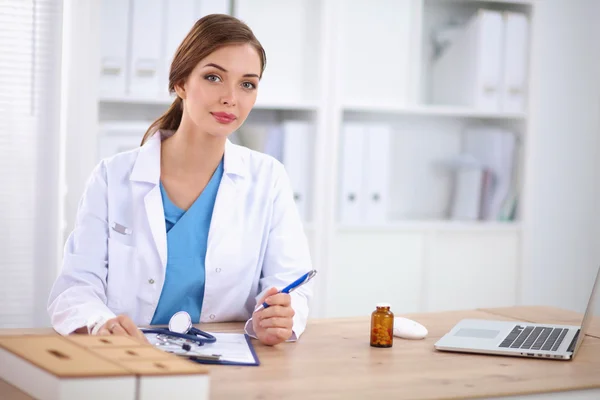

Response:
(252, 287), (295, 346)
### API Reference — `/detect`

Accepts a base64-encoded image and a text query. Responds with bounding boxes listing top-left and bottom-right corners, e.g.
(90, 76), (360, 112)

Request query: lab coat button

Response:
(215, 268), (221, 273)
(210, 314), (216, 320)
(148, 278), (155, 284)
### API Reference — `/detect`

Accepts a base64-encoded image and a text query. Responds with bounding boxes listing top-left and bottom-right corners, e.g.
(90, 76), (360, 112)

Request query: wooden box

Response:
(0, 335), (209, 400)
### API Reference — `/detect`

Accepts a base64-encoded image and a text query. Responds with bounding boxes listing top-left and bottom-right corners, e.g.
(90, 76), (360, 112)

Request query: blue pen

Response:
(256, 269), (317, 311)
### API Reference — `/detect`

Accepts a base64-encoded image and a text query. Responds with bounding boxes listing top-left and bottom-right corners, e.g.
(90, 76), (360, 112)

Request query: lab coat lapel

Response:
(144, 186), (167, 268)
(207, 140), (246, 254)
(208, 174), (238, 249)
(130, 133), (167, 270)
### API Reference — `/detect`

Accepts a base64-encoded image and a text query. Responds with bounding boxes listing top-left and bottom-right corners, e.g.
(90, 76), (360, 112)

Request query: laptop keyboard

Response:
(499, 325), (569, 351)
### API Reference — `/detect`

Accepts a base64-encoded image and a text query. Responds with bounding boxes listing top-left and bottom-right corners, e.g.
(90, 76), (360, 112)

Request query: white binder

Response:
(453, 169), (485, 221)
(263, 124), (284, 162)
(432, 9), (504, 111)
(501, 12), (529, 113)
(99, 0), (130, 97)
(163, 0), (196, 97)
(463, 126), (516, 220)
(363, 124), (391, 224)
(129, 0), (163, 97)
(448, 157), (485, 221)
(281, 121), (311, 221)
(98, 122), (150, 161)
(339, 123), (366, 225)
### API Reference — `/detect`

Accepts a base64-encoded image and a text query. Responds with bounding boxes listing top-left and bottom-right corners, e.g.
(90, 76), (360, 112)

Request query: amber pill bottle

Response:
(370, 303), (394, 348)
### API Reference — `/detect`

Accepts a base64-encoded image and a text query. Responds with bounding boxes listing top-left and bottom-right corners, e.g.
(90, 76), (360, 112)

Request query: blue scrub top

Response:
(150, 159), (224, 325)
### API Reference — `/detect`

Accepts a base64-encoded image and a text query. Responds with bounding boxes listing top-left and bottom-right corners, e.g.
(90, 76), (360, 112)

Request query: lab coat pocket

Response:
(106, 237), (136, 312)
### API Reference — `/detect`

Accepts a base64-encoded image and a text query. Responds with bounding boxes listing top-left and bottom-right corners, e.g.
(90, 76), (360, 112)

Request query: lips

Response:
(211, 112), (237, 124)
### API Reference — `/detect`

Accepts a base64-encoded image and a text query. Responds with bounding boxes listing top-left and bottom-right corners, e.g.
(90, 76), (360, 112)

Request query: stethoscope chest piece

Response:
(169, 311), (192, 334)
(141, 311), (217, 347)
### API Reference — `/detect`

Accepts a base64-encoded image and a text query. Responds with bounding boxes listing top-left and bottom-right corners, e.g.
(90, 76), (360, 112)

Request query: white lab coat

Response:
(48, 132), (314, 339)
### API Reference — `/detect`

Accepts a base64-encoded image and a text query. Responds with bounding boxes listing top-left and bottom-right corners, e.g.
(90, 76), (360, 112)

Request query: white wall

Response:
(522, 0), (600, 312)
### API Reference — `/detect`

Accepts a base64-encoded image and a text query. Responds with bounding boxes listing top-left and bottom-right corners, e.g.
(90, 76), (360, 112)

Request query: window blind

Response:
(0, 0), (63, 328)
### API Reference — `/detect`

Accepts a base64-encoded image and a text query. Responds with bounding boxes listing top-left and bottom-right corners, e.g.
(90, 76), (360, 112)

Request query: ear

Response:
(174, 81), (186, 100)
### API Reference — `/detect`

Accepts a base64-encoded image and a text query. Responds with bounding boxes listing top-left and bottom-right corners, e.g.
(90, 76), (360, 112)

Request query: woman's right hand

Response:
(97, 314), (149, 344)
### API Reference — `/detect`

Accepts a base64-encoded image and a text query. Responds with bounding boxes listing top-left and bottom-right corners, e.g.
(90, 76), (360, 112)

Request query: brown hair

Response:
(140, 14), (267, 145)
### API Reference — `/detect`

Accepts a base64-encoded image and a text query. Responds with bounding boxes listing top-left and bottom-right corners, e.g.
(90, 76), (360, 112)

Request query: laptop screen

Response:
(572, 266), (600, 356)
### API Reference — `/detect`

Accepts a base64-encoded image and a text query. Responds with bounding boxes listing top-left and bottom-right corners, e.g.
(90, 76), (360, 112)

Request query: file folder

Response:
(340, 123), (366, 224)
(501, 11), (529, 113)
(281, 121), (311, 221)
(163, 0), (196, 97)
(263, 124), (284, 162)
(99, 0), (130, 97)
(364, 124), (391, 224)
(98, 122), (150, 161)
(129, 0), (162, 97)
(432, 9), (504, 111)
(463, 126), (516, 220)
(452, 167), (485, 221)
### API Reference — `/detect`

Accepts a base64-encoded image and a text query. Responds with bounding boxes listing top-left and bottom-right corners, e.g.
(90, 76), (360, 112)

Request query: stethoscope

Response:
(140, 311), (217, 346)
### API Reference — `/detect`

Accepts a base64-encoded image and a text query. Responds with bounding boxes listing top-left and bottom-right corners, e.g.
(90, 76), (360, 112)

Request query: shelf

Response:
(343, 103), (527, 120)
(425, 0), (533, 5)
(98, 94), (174, 105)
(336, 221), (521, 233)
(99, 95), (318, 111)
(253, 100), (319, 111)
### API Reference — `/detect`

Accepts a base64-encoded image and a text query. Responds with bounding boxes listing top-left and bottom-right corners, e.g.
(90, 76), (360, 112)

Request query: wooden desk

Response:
(1, 306), (599, 399)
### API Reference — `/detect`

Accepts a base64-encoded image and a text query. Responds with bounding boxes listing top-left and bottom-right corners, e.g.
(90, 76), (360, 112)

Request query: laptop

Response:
(434, 265), (600, 360)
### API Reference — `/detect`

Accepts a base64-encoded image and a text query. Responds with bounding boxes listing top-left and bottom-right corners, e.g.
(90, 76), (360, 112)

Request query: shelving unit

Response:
(343, 103), (527, 119)
(92, 0), (535, 319)
(325, 0), (532, 319)
(337, 221), (521, 233)
(99, 95), (319, 111)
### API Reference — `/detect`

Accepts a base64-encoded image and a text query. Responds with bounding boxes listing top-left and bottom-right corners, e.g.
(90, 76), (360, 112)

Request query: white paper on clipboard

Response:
(145, 332), (259, 365)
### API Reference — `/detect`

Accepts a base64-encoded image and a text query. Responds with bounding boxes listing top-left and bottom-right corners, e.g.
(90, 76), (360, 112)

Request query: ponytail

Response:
(140, 97), (183, 145)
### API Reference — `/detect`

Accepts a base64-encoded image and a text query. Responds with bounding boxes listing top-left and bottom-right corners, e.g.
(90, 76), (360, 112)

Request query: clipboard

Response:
(188, 334), (260, 366)
(145, 332), (260, 367)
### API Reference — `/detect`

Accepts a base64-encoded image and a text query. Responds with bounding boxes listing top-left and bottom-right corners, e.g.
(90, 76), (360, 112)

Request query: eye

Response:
(205, 74), (221, 83)
(241, 81), (256, 90)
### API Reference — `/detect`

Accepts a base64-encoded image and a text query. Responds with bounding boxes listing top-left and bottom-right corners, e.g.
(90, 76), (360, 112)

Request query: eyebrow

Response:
(203, 63), (260, 78)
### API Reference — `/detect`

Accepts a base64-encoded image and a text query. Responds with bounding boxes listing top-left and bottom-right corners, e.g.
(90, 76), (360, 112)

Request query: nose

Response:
(220, 84), (236, 107)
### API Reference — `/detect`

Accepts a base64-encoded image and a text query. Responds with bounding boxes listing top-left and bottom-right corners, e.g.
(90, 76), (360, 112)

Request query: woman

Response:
(48, 14), (313, 346)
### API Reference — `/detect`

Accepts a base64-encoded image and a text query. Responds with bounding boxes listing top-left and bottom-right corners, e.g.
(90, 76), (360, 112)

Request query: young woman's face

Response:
(177, 43), (262, 138)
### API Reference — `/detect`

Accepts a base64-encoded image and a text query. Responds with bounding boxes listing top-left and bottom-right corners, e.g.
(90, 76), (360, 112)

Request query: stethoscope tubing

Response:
(140, 327), (217, 345)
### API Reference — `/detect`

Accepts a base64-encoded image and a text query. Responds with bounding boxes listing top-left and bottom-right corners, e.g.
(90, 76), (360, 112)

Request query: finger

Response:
(259, 317), (293, 330)
(259, 305), (295, 320)
(97, 317), (119, 335)
(257, 287), (279, 306)
(138, 330), (150, 344)
(117, 316), (139, 336)
(109, 322), (128, 336)
(265, 327), (292, 341)
(263, 293), (291, 308)
(117, 315), (148, 343)
(97, 327), (111, 336)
